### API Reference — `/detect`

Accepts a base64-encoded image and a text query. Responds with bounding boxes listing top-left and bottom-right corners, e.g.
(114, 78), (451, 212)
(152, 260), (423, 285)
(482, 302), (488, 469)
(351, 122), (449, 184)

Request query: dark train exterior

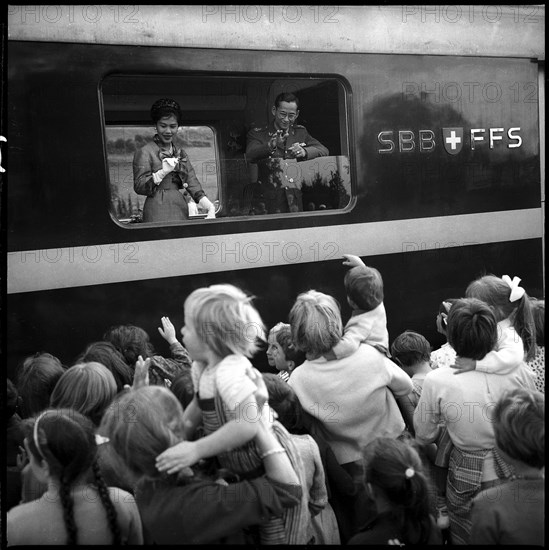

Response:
(6, 5), (545, 377)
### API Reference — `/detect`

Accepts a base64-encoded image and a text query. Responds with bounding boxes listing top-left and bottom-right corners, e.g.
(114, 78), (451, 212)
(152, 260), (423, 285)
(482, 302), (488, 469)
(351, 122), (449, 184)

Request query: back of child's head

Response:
(27, 408), (121, 544)
(26, 408), (96, 482)
(170, 372), (194, 410)
(184, 284), (265, 358)
(16, 352), (66, 418)
(466, 274), (535, 360)
(275, 324), (306, 367)
(50, 362), (118, 426)
(531, 299), (545, 348)
(362, 437), (433, 545)
(99, 385), (184, 479)
(447, 298), (498, 360)
(103, 324), (155, 366)
(391, 331), (431, 368)
(262, 373), (305, 432)
(77, 341), (134, 392)
(493, 388), (544, 469)
(344, 265), (384, 311)
(289, 290), (343, 358)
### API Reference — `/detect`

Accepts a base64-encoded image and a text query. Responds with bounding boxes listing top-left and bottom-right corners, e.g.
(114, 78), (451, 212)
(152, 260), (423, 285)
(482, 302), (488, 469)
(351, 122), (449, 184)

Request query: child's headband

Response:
(33, 411), (109, 457)
(33, 410), (49, 460)
(502, 275), (525, 303)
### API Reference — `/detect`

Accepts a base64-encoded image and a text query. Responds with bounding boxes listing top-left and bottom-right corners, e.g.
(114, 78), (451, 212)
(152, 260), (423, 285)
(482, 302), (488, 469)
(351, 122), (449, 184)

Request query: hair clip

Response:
(502, 275), (525, 303)
(405, 467), (415, 479)
(95, 434), (110, 446)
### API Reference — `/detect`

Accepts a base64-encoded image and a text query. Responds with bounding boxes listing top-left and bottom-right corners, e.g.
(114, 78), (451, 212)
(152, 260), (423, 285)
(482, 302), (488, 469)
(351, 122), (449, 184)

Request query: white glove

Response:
(198, 196), (216, 219)
(153, 158), (178, 184)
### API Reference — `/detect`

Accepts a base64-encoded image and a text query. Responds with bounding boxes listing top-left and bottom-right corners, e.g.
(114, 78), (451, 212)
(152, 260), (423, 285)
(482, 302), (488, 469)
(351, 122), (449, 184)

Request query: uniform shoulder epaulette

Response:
(251, 126), (266, 132)
(294, 124), (305, 128)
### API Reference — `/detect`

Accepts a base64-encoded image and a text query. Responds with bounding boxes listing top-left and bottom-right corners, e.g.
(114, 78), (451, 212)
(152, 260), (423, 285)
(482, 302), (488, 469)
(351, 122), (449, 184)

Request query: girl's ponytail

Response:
(512, 294), (536, 361)
(364, 438), (434, 545)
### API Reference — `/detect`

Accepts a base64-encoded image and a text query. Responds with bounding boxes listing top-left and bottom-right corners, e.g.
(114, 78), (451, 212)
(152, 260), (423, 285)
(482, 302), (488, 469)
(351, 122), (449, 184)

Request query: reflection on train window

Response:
(102, 75), (350, 224)
(105, 125), (218, 225)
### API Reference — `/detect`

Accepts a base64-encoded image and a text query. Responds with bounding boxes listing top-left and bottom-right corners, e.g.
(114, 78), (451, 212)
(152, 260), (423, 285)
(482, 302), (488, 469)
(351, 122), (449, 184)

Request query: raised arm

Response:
(182, 395), (202, 440)
(156, 393), (260, 474)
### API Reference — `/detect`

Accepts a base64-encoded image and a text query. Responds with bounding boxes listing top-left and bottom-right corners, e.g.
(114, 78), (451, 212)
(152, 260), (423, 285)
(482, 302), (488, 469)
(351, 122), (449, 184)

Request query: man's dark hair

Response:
(274, 92), (300, 109)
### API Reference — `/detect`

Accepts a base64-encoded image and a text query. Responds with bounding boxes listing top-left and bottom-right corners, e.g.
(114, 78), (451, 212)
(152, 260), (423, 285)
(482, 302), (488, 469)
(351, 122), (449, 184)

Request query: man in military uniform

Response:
(246, 92), (329, 162)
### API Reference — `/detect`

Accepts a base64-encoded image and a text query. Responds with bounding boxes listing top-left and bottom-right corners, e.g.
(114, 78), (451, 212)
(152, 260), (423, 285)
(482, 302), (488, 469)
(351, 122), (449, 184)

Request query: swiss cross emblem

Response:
(442, 128), (464, 155)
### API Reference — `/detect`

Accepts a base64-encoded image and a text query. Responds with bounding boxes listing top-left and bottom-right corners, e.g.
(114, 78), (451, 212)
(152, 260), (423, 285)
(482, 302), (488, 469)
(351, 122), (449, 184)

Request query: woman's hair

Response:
(466, 274), (535, 360)
(150, 97), (183, 125)
(15, 352), (66, 418)
(262, 373), (305, 433)
(391, 331), (431, 367)
(530, 298), (545, 348)
(289, 290), (342, 358)
(99, 386), (185, 479)
(25, 409), (121, 545)
(76, 341), (134, 392)
(103, 324), (155, 366)
(446, 298), (498, 360)
(363, 437), (434, 545)
(493, 388), (544, 469)
(184, 284), (265, 358)
(49, 362), (117, 426)
(274, 324), (306, 367)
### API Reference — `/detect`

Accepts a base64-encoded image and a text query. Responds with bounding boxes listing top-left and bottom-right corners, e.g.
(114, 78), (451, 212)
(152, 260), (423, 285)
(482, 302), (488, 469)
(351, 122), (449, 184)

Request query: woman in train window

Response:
(133, 98), (216, 222)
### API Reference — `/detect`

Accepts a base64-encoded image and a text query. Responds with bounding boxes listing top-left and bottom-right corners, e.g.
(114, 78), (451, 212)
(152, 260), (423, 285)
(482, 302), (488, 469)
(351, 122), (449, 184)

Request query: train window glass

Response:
(102, 74), (350, 225)
(105, 125), (218, 225)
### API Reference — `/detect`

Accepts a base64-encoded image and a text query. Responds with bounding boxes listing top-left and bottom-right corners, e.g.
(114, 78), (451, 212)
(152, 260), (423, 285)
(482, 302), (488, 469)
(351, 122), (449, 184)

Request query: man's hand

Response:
(156, 441), (201, 474)
(450, 356), (477, 375)
(269, 129), (288, 150)
(287, 142), (307, 159)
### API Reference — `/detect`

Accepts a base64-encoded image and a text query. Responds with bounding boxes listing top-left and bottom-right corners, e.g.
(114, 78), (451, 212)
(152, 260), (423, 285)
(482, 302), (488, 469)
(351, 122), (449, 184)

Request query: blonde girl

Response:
(155, 284), (307, 544)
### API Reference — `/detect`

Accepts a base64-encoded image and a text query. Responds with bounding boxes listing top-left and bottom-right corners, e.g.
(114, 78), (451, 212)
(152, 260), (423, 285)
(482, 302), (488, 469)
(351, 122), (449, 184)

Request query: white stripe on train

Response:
(7, 208), (543, 294)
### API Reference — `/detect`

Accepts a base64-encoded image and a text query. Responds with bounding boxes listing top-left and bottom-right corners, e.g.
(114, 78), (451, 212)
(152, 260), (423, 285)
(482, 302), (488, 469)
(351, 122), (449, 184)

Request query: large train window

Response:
(102, 74), (350, 225)
(104, 124), (219, 224)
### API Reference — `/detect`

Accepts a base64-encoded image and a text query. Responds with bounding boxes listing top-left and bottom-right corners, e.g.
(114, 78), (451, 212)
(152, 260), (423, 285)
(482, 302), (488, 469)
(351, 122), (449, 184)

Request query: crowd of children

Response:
(5, 257), (545, 546)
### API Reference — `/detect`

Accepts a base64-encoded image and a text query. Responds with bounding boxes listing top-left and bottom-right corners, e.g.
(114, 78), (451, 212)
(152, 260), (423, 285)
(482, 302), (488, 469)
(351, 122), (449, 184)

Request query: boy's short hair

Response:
(289, 290), (342, 358)
(275, 325), (306, 366)
(446, 298), (497, 360)
(391, 331), (431, 367)
(344, 265), (384, 311)
(493, 388), (544, 469)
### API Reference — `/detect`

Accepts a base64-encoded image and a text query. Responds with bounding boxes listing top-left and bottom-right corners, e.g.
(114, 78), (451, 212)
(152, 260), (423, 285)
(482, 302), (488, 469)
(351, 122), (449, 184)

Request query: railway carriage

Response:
(5, 5), (545, 375)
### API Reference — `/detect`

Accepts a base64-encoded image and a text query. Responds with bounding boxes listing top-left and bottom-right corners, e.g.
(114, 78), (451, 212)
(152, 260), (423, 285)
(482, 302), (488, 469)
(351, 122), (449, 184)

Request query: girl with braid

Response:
(348, 437), (442, 545)
(7, 409), (143, 546)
